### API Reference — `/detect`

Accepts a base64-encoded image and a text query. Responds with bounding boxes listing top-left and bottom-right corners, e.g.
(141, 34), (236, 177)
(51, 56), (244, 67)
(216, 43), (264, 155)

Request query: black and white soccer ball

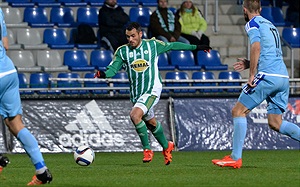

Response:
(74, 146), (95, 166)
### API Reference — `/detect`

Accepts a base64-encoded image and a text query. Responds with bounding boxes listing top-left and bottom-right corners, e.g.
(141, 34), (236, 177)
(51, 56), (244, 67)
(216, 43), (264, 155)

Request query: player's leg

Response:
(1, 73), (52, 184)
(212, 76), (270, 168)
(130, 106), (153, 162)
(266, 77), (300, 141)
(143, 97), (174, 165)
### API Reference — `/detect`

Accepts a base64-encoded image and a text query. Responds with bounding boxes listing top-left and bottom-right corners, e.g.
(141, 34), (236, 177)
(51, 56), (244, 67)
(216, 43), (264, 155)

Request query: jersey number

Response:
(270, 28), (280, 48)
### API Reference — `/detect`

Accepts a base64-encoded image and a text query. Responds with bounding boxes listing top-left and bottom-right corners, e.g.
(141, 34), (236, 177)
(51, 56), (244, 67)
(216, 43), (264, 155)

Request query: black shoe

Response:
(27, 169), (53, 185)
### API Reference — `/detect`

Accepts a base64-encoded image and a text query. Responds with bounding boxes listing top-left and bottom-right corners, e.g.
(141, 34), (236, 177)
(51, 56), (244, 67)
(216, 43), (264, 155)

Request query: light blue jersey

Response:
(239, 15), (290, 114)
(245, 16), (288, 77)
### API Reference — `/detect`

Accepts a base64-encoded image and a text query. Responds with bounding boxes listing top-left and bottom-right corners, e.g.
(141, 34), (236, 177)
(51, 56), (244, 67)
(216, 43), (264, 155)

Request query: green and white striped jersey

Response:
(105, 38), (196, 103)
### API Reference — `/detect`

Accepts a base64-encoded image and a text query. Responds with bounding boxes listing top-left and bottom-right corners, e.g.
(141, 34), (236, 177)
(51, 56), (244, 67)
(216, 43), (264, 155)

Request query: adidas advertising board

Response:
(0, 98), (299, 153)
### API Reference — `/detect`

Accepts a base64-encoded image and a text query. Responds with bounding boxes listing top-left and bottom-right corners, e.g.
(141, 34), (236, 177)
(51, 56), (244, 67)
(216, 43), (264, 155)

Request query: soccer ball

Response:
(74, 146), (95, 166)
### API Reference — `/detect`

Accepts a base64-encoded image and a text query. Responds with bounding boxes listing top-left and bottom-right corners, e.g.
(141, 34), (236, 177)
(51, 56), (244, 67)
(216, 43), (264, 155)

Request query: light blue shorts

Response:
(238, 75), (289, 114)
(0, 72), (22, 119)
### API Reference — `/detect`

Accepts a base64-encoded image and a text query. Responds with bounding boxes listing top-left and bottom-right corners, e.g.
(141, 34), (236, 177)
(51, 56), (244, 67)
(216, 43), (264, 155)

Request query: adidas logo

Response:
(58, 100), (125, 148)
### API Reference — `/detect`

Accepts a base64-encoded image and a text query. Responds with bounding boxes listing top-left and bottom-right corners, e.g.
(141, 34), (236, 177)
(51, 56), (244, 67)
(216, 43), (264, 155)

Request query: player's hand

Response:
(233, 58), (250, 72)
(196, 45), (212, 52)
(94, 70), (106, 78)
(247, 75), (256, 88)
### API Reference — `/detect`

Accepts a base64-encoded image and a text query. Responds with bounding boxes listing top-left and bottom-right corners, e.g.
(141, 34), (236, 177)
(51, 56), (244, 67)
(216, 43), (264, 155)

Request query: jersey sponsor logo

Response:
(130, 59), (149, 72)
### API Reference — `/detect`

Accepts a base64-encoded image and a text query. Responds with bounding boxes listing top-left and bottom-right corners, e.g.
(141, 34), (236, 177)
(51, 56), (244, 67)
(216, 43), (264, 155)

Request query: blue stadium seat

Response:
(136, 0), (157, 6)
(6, 0), (34, 7)
(50, 7), (76, 27)
(218, 71), (242, 92)
(271, 7), (288, 27)
(84, 73), (109, 94)
(57, 72), (86, 94)
(63, 50), (95, 71)
(261, 7), (275, 23)
(169, 50), (201, 71)
(31, 0), (60, 7)
(282, 28), (300, 48)
(191, 71), (218, 93)
(169, 7), (177, 14)
(57, 0), (87, 6)
(165, 71), (190, 93)
(114, 0), (138, 6)
(43, 28), (75, 49)
(158, 53), (175, 70)
(129, 7), (152, 27)
(30, 73), (61, 94)
(197, 50), (228, 70)
(112, 72), (130, 94)
(23, 7), (54, 27)
(18, 73), (33, 95)
(90, 50), (113, 71)
(77, 7), (99, 27)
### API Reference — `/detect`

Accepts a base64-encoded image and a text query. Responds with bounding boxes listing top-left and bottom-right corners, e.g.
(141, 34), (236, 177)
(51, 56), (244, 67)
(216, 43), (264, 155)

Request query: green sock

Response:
(135, 121), (151, 150)
(151, 122), (169, 149)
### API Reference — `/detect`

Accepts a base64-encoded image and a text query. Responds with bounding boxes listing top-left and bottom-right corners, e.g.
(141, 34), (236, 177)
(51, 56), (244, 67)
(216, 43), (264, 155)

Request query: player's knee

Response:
(130, 111), (142, 124)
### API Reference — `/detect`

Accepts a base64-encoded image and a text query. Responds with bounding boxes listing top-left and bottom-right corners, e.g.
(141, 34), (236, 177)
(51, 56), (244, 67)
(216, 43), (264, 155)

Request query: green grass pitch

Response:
(0, 150), (299, 187)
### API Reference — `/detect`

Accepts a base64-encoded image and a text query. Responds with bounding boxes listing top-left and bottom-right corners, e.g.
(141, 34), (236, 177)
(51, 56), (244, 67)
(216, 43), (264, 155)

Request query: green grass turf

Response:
(0, 150), (299, 187)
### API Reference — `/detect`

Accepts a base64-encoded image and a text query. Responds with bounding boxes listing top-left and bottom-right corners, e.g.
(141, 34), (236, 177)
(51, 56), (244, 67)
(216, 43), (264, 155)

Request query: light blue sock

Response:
(17, 128), (46, 170)
(231, 117), (247, 160)
(279, 120), (300, 141)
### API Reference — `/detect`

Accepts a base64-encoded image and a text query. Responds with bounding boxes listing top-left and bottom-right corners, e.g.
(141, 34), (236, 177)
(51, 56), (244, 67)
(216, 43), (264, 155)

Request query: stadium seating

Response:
(136, 0), (157, 6)
(30, 73), (61, 94)
(23, 7), (54, 27)
(218, 71), (242, 92)
(112, 72), (130, 94)
(7, 29), (21, 50)
(282, 27), (300, 48)
(76, 7), (99, 27)
(8, 50), (42, 72)
(197, 50), (228, 70)
(6, 0), (34, 7)
(18, 73), (34, 94)
(69, 28), (99, 49)
(63, 50), (95, 71)
(31, 0), (60, 7)
(2, 7), (27, 27)
(57, 72), (86, 94)
(129, 7), (152, 27)
(37, 50), (69, 72)
(43, 28), (75, 49)
(17, 28), (48, 50)
(113, 0), (138, 6)
(165, 71), (190, 93)
(57, 0), (87, 6)
(90, 50), (113, 71)
(191, 71), (218, 93)
(50, 7), (76, 27)
(169, 50), (201, 71)
(84, 72), (109, 94)
(261, 7), (288, 27)
(158, 53), (175, 70)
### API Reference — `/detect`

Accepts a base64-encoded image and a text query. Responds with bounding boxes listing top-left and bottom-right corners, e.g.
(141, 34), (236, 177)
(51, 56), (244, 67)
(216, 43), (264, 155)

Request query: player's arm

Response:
(248, 41), (260, 87)
(94, 52), (124, 79)
(2, 36), (9, 50)
(155, 39), (211, 54)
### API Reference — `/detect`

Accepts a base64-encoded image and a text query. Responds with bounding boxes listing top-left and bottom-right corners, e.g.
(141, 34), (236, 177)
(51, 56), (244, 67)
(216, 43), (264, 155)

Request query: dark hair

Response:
(126, 22), (142, 32)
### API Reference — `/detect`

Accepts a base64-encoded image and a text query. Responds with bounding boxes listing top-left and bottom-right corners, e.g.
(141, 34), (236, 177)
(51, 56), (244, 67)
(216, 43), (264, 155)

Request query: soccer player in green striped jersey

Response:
(95, 22), (211, 165)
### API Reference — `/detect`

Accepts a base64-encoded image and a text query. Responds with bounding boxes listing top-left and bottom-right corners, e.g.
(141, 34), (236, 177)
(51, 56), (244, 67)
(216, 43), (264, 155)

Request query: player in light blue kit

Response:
(0, 8), (52, 185)
(212, 0), (300, 169)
